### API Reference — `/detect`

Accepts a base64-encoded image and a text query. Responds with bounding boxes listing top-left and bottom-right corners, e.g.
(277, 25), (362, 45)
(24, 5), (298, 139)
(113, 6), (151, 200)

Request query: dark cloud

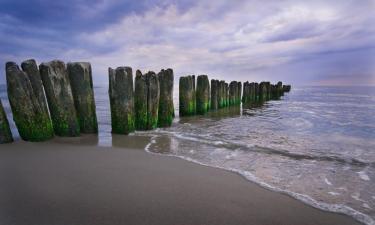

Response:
(0, 0), (374, 85)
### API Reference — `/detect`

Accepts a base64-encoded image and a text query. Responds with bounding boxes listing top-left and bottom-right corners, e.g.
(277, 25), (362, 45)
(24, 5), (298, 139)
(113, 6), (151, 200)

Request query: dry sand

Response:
(0, 140), (361, 225)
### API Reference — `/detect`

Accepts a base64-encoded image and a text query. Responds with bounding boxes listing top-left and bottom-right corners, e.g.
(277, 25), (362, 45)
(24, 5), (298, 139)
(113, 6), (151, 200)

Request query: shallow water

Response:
(1, 84), (374, 225)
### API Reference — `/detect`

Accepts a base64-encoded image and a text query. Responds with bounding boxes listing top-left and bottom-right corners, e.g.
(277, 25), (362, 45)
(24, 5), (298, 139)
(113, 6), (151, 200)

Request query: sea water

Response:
(1, 84), (374, 225)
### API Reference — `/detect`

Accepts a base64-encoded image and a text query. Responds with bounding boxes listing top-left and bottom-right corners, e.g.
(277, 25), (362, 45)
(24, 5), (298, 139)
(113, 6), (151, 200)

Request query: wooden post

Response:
(135, 70), (147, 130)
(196, 75), (210, 114)
(108, 67), (135, 134)
(67, 62), (98, 133)
(157, 69), (174, 127)
(210, 79), (219, 110)
(0, 99), (13, 143)
(179, 75), (196, 116)
(40, 60), (80, 137)
(145, 71), (160, 129)
(6, 61), (54, 141)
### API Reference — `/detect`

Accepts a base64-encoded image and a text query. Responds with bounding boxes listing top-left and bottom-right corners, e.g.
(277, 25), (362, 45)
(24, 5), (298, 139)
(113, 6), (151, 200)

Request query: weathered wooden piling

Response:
(283, 85), (291, 92)
(179, 75), (196, 116)
(249, 82), (255, 102)
(7, 62), (54, 141)
(146, 71), (160, 129)
(265, 82), (271, 100)
(157, 69), (174, 127)
(237, 82), (242, 104)
(40, 60), (80, 137)
(254, 83), (259, 101)
(277, 81), (283, 96)
(229, 81), (237, 105)
(108, 67), (135, 134)
(226, 83), (230, 106)
(210, 79), (219, 110)
(244, 82), (250, 103)
(21, 59), (50, 115)
(135, 70), (147, 130)
(196, 75), (210, 114)
(67, 62), (98, 133)
(0, 99), (13, 143)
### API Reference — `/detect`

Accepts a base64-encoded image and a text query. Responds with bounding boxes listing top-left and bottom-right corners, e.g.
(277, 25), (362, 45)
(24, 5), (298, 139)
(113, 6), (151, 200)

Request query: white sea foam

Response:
(143, 140), (375, 225)
(358, 171), (370, 181)
(328, 192), (340, 196)
(324, 178), (333, 186)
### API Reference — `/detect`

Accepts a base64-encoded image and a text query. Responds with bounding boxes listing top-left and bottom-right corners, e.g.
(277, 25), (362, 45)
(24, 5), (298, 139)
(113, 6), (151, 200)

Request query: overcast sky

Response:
(0, 0), (374, 86)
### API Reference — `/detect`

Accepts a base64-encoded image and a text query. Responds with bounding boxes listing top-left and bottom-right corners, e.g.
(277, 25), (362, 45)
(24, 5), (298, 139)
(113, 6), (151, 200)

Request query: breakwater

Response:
(1, 59), (291, 143)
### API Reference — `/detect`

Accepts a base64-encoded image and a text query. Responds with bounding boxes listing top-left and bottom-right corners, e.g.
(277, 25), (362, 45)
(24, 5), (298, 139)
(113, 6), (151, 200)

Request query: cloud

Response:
(0, 0), (374, 85)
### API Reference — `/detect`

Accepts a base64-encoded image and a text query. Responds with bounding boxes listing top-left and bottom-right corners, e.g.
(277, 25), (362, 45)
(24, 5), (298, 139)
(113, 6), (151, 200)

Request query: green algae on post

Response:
(210, 79), (219, 110)
(229, 81), (238, 105)
(40, 60), (80, 137)
(179, 75), (196, 116)
(237, 82), (242, 105)
(145, 71), (160, 130)
(0, 99), (13, 144)
(196, 75), (210, 114)
(108, 67), (135, 134)
(67, 62), (98, 134)
(6, 61), (54, 141)
(135, 70), (148, 130)
(158, 69), (174, 127)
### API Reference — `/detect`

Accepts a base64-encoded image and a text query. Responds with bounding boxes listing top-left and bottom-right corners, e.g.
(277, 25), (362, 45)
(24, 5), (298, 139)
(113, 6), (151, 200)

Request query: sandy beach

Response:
(0, 139), (361, 225)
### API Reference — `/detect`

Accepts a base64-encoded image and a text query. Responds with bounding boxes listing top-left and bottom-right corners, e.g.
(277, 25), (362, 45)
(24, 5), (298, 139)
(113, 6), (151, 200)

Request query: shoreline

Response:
(0, 140), (362, 225)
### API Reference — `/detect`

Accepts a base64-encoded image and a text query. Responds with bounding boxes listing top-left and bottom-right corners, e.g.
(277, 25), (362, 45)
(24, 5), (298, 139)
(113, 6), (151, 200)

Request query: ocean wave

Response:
(153, 130), (375, 168)
(144, 137), (374, 225)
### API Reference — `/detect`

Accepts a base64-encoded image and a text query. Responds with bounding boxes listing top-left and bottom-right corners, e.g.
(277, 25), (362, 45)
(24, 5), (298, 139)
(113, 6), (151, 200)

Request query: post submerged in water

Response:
(67, 62), (98, 134)
(210, 79), (219, 110)
(6, 61), (54, 141)
(145, 71), (160, 130)
(108, 66), (135, 134)
(0, 99), (13, 144)
(179, 75), (196, 116)
(196, 75), (210, 114)
(157, 69), (174, 127)
(39, 60), (80, 137)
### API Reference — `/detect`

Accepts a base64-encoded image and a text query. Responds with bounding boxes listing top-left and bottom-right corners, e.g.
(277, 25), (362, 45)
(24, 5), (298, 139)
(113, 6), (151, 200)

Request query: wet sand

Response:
(0, 140), (361, 225)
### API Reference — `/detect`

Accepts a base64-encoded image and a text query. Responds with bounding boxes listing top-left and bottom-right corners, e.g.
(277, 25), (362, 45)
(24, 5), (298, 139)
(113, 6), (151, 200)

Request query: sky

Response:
(0, 0), (374, 86)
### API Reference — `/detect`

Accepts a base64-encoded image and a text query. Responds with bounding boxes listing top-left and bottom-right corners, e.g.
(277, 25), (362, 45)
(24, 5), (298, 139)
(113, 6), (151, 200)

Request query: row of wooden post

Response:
(242, 81), (291, 104)
(108, 67), (174, 135)
(0, 59), (175, 143)
(0, 60), (291, 144)
(0, 60), (97, 143)
(179, 75), (243, 116)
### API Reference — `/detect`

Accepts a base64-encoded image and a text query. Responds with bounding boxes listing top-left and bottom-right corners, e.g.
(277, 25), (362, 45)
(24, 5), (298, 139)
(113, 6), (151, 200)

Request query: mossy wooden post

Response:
(40, 60), (80, 137)
(265, 82), (271, 100)
(0, 99), (13, 143)
(157, 69), (174, 127)
(67, 62), (98, 133)
(6, 62), (54, 141)
(135, 70), (147, 130)
(249, 82), (255, 102)
(108, 67), (135, 134)
(179, 75), (195, 116)
(242, 82), (248, 103)
(210, 79), (219, 110)
(21, 59), (50, 116)
(277, 81), (283, 96)
(196, 75), (210, 114)
(237, 82), (242, 104)
(225, 83), (229, 107)
(229, 81), (236, 105)
(259, 82), (268, 102)
(254, 82), (259, 101)
(283, 85), (291, 92)
(145, 71), (160, 129)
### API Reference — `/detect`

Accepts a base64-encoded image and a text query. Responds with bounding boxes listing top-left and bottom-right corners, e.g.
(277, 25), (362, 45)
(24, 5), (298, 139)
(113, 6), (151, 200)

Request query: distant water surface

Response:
(1, 84), (374, 225)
